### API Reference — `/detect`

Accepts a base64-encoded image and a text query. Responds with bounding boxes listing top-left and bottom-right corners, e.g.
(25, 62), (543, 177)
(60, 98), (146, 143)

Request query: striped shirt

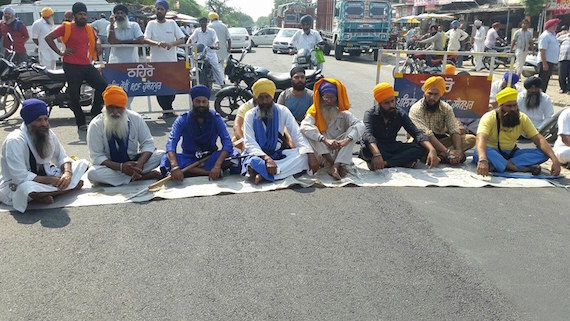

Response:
(559, 34), (570, 61)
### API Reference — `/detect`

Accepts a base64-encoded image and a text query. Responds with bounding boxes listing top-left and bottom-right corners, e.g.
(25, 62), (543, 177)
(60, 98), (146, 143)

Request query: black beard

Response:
(75, 20), (87, 27)
(424, 99), (440, 112)
(501, 110), (521, 128)
(193, 106), (209, 118)
(29, 125), (53, 159)
(292, 82), (305, 91)
(258, 103), (274, 119)
(157, 13), (166, 21)
(525, 93), (541, 109)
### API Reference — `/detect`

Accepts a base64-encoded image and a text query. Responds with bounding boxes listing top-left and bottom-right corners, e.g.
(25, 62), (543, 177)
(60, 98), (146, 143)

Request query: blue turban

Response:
(319, 81), (337, 96)
(451, 20), (459, 27)
(3, 7), (15, 15)
(20, 99), (48, 125)
(503, 72), (519, 84)
(155, 0), (169, 11)
(190, 85), (210, 100)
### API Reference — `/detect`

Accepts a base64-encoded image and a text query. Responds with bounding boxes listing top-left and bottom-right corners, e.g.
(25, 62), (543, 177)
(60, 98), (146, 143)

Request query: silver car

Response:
(272, 28), (298, 54)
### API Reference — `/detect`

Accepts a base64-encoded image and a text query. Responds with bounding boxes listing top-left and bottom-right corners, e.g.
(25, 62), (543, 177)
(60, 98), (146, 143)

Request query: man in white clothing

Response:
(489, 72), (522, 109)
(90, 13), (110, 61)
(207, 12), (231, 70)
(553, 108), (570, 166)
(517, 77), (554, 130)
(471, 20), (486, 71)
(87, 85), (163, 186)
(300, 78), (364, 180)
(445, 20), (468, 67)
(0, 99), (88, 213)
(510, 19), (533, 75)
(189, 16), (224, 85)
(31, 7), (59, 69)
(144, 0), (186, 117)
(485, 22), (501, 50)
(290, 15), (324, 70)
(242, 79), (319, 185)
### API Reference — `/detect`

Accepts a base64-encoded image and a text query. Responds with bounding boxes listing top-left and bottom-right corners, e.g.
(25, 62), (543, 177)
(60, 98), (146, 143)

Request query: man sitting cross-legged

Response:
(87, 85), (164, 186)
(0, 99), (88, 212)
(300, 78), (365, 180)
(475, 87), (561, 176)
(242, 78), (319, 185)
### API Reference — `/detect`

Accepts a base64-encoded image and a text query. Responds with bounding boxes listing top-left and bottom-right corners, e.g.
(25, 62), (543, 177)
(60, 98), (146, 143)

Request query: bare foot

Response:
(254, 174), (264, 185)
(328, 165), (342, 180)
(338, 164), (348, 178)
(30, 193), (54, 204)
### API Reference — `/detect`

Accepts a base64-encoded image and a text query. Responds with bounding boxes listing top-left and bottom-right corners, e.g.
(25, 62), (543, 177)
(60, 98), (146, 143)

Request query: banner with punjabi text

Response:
(394, 73), (492, 118)
(101, 62), (191, 97)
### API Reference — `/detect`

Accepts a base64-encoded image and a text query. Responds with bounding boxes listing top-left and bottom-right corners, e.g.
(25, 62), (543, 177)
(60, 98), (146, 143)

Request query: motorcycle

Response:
(482, 38), (511, 70)
(392, 40), (457, 75)
(214, 50), (323, 121)
(539, 107), (567, 144)
(291, 41), (327, 70)
(0, 49), (94, 121)
(178, 44), (215, 89)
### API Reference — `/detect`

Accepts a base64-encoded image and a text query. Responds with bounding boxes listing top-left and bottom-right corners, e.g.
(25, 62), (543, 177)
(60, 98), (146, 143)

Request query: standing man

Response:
(277, 66), (314, 124)
(471, 20), (486, 71)
(90, 13), (110, 62)
(290, 15), (325, 70)
(510, 19), (532, 75)
(63, 11), (74, 23)
(538, 18), (561, 92)
(45, 2), (108, 131)
(188, 17), (224, 86)
(485, 22), (501, 50)
(0, 7), (30, 64)
(446, 20), (468, 67)
(31, 7), (59, 70)
(208, 12), (231, 75)
(143, 0), (186, 118)
(0, 99), (89, 213)
(107, 4), (144, 109)
(558, 30), (570, 94)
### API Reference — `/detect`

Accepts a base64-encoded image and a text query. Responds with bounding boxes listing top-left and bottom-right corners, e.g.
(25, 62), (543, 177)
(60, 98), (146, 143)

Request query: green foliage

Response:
(179, 0), (206, 17)
(274, 0), (293, 9)
(256, 15), (272, 28)
(521, 0), (549, 16)
(225, 11), (254, 27)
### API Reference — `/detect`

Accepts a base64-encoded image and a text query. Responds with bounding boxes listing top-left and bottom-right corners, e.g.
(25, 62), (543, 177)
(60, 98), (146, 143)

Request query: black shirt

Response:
(362, 105), (428, 145)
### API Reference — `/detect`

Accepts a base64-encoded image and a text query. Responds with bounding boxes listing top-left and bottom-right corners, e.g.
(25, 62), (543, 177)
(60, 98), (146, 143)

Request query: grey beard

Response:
(257, 104), (274, 120)
(3, 17), (14, 24)
(103, 108), (129, 141)
(46, 17), (55, 25)
(525, 93), (541, 110)
(321, 104), (339, 125)
(116, 19), (129, 30)
(29, 126), (54, 159)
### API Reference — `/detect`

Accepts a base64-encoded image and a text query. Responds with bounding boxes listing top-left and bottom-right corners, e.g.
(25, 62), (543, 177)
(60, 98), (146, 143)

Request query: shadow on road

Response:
(10, 208), (71, 228)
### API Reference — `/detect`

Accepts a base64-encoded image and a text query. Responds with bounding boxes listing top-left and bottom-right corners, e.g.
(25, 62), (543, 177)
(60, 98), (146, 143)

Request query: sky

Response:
(195, 0), (274, 21)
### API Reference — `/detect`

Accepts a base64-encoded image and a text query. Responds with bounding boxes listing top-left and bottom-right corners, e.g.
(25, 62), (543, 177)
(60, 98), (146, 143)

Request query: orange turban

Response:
(41, 7), (54, 18)
(423, 76), (446, 95)
(445, 64), (456, 75)
(496, 87), (518, 106)
(103, 85), (128, 108)
(306, 78), (350, 133)
(373, 82), (395, 103)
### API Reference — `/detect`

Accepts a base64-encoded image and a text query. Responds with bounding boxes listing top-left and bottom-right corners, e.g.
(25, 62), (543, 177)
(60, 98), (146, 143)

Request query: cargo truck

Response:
(315, 0), (391, 61)
(275, 1), (316, 29)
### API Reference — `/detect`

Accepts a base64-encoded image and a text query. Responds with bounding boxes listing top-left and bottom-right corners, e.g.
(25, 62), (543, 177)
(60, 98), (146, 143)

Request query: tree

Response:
(521, 0), (549, 16)
(179, 0), (206, 17)
(206, 0), (231, 19)
(256, 15), (272, 28)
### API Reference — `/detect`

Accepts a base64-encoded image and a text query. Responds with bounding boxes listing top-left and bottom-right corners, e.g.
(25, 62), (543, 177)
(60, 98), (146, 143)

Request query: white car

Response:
(272, 28), (298, 54)
(251, 27), (280, 47)
(229, 27), (252, 52)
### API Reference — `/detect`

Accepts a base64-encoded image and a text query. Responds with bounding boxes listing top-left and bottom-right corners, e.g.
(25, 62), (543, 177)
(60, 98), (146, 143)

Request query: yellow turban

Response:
(41, 7), (54, 18)
(103, 85), (128, 108)
(208, 12), (219, 21)
(496, 87), (518, 106)
(445, 64), (456, 75)
(306, 78), (350, 133)
(423, 76), (446, 95)
(373, 82), (395, 104)
(252, 78), (276, 99)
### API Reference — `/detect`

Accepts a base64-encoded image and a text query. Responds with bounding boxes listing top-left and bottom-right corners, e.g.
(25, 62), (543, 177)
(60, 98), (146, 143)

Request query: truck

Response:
(315, 0), (391, 61)
(275, 1), (316, 29)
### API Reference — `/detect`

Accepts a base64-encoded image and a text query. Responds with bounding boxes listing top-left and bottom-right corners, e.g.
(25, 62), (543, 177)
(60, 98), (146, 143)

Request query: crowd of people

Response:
(0, 2), (569, 213)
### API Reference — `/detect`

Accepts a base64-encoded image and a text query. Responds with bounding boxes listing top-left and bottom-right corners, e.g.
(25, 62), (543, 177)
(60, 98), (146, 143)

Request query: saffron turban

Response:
(20, 99), (48, 125)
(523, 76), (542, 89)
(545, 18), (560, 30)
(319, 81), (337, 96)
(190, 85), (211, 100)
(208, 12), (219, 21)
(72, 2), (87, 15)
(496, 87), (518, 106)
(373, 82), (395, 103)
(503, 72), (519, 84)
(3, 7), (15, 15)
(252, 78), (276, 99)
(307, 78), (350, 133)
(41, 7), (54, 18)
(155, 0), (169, 11)
(103, 85), (128, 108)
(445, 64), (456, 75)
(423, 76), (446, 95)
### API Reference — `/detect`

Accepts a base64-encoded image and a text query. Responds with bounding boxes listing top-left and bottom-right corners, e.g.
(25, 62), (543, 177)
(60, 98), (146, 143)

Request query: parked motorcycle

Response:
(0, 53), (94, 121)
(214, 50), (323, 120)
(482, 39), (511, 70)
(178, 44), (215, 89)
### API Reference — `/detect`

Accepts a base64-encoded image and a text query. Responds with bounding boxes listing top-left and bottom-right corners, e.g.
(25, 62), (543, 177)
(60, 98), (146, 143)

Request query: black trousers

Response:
(559, 60), (570, 93)
(538, 61), (555, 92)
(360, 141), (426, 167)
(156, 95), (175, 111)
(63, 63), (107, 127)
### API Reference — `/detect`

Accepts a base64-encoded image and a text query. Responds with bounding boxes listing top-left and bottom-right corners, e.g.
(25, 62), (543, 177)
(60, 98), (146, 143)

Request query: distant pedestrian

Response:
(0, 7), (30, 64)
(558, 31), (570, 94)
(510, 19), (532, 75)
(471, 20), (486, 71)
(538, 18), (560, 92)
(445, 20), (468, 67)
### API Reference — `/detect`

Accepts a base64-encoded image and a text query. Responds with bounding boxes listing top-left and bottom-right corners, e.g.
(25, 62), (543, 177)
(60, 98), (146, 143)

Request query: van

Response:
(0, 0), (115, 55)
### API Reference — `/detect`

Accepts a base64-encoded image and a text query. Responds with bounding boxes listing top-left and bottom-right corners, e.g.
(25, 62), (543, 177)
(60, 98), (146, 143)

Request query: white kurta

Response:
(554, 108), (570, 163)
(300, 111), (365, 165)
(189, 27), (224, 85)
(31, 18), (59, 69)
(86, 110), (164, 186)
(244, 104), (314, 179)
(0, 124), (88, 213)
(517, 91), (554, 129)
(472, 26), (487, 70)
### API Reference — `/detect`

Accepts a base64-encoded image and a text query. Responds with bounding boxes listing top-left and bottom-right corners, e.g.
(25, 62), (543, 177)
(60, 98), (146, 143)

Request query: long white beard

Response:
(46, 17), (54, 25)
(322, 104), (339, 125)
(28, 126), (55, 160)
(116, 19), (129, 30)
(103, 109), (129, 141)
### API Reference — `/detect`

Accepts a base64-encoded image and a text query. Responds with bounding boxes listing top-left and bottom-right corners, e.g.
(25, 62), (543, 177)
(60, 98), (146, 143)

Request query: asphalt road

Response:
(1, 47), (569, 320)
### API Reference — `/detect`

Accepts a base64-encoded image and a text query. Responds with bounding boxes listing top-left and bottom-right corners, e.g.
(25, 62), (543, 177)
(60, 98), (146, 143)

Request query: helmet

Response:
(300, 15), (313, 25)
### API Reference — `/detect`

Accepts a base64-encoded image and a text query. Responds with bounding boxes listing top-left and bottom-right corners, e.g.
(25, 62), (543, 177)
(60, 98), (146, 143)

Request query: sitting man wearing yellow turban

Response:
(87, 85), (164, 186)
(409, 76), (476, 164)
(242, 78), (319, 185)
(360, 83), (440, 170)
(300, 78), (365, 180)
(475, 87), (561, 177)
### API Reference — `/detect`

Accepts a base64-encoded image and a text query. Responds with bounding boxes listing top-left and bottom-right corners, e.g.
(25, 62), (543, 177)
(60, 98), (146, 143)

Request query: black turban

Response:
(72, 2), (87, 15)
(113, 4), (128, 14)
(524, 76), (542, 90)
(290, 66), (305, 77)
